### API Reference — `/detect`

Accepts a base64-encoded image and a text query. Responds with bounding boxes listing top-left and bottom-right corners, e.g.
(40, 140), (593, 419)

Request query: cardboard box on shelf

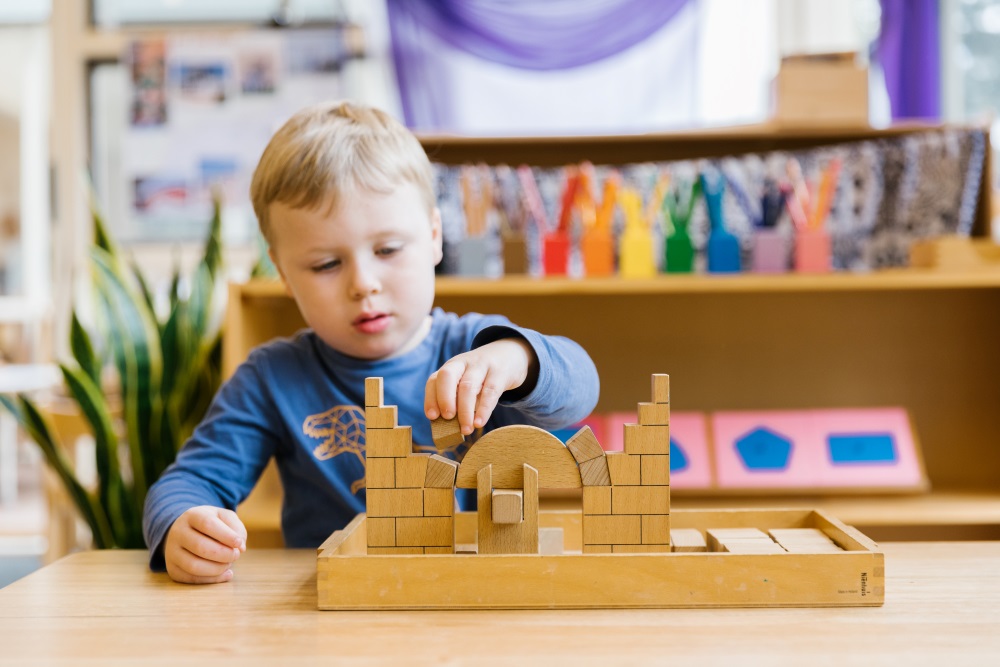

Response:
(773, 52), (869, 127)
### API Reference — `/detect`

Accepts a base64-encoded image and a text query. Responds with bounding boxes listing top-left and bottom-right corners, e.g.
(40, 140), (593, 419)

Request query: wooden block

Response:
(640, 455), (669, 486)
(583, 544), (612, 553)
(722, 541), (786, 554)
(491, 489), (523, 524)
(582, 514), (641, 545)
(612, 486), (669, 515)
(565, 426), (604, 464)
(767, 528), (836, 544)
(579, 456), (611, 486)
(395, 454), (430, 488)
(642, 514), (671, 545)
(366, 405), (397, 429)
(365, 377), (383, 407)
(613, 544), (671, 553)
(365, 457), (395, 488)
(606, 452), (640, 485)
(367, 546), (424, 555)
(396, 516), (454, 547)
(623, 424), (670, 455)
(782, 543), (844, 553)
(366, 426), (412, 458)
(366, 488), (423, 517)
(706, 527), (770, 552)
(538, 527), (564, 555)
(582, 486), (611, 515)
(431, 417), (465, 450)
(456, 426), (582, 489)
(670, 528), (707, 552)
(365, 517), (396, 547)
(424, 454), (459, 488)
(477, 463), (540, 554)
(424, 547), (454, 554)
(423, 488), (455, 517)
(637, 402), (670, 426)
(651, 374), (670, 403)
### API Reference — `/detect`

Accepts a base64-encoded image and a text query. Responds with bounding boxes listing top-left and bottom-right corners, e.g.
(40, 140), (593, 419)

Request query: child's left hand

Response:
(425, 338), (538, 436)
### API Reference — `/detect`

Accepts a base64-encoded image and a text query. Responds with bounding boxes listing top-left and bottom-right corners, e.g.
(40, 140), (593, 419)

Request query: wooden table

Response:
(1, 543), (998, 665)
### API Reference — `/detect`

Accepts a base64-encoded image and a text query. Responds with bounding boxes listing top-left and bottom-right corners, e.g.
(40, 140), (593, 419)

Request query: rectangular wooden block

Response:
(366, 488), (424, 517)
(365, 517), (396, 547)
(579, 456), (611, 486)
(613, 544), (671, 553)
(491, 489), (523, 524)
(396, 516), (454, 547)
(366, 427), (412, 458)
(582, 514), (641, 545)
(651, 374), (670, 404)
(640, 455), (669, 485)
(365, 377), (383, 407)
(366, 405), (398, 429)
(582, 486), (611, 515)
(566, 426), (604, 463)
(395, 454), (429, 488)
(638, 402), (670, 426)
(768, 528), (837, 544)
(623, 424), (670, 455)
(367, 546), (424, 555)
(612, 485), (669, 516)
(722, 541), (787, 554)
(670, 528), (707, 552)
(582, 544), (612, 553)
(424, 454), (459, 488)
(424, 547), (454, 554)
(538, 527), (564, 555)
(606, 452), (641, 485)
(423, 488), (455, 517)
(642, 514), (671, 545)
(706, 527), (770, 552)
(365, 457), (395, 489)
(431, 417), (465, 450)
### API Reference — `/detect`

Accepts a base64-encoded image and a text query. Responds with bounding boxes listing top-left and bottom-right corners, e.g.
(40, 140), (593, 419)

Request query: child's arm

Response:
(163, 506), (247, 584)
(424, 337), (540, 436)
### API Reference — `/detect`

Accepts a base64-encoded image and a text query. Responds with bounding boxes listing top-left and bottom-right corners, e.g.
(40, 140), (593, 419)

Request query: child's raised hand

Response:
(163, 505), (247, 584)
(425, 338), (538, 436)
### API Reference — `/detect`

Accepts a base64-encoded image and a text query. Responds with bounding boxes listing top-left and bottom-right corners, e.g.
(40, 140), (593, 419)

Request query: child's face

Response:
(267, 182), (443, 360)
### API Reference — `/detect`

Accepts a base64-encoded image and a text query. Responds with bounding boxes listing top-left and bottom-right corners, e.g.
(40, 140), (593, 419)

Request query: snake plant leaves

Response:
(70, 310), (102, 387)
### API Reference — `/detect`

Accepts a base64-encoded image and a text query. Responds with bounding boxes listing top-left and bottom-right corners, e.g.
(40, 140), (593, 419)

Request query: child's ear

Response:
(430, 207), (444, 266)
(267, 247), (294, 297)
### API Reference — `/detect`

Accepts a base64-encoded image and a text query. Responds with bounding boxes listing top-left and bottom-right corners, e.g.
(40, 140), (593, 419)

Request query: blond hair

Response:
(250, 101), (435, 242)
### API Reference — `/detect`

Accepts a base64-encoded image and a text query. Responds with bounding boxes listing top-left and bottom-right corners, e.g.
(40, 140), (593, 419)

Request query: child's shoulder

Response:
(245, 328), (321, 366)
(431, 308), (515, 341)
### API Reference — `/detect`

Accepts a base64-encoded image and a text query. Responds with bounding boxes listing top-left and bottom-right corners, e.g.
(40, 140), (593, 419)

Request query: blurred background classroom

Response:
(2, 0), (1000, 587)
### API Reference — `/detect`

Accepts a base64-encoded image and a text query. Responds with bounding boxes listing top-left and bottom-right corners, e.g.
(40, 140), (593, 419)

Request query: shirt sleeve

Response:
(142, 352), (281, 571)
(471, 321), (600, 431)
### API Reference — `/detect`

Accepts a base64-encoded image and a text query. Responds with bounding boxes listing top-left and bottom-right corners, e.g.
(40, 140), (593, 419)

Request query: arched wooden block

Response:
(456, 425), (581, 489)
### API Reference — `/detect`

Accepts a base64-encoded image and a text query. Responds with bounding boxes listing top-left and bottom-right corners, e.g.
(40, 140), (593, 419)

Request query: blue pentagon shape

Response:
(669, 437), (689, 472)
(735, 427), (792, 471)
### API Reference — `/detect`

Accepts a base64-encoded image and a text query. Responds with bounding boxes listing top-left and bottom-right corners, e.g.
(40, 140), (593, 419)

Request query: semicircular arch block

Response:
(456, 425), (582, 489)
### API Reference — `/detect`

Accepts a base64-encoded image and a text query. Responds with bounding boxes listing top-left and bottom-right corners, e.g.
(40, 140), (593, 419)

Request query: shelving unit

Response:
(226, 270), (1000, 543)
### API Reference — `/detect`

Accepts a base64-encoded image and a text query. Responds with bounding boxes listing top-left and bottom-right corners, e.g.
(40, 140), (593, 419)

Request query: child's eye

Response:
(312, 259), (341, 272)
(376, 245), (401, 257)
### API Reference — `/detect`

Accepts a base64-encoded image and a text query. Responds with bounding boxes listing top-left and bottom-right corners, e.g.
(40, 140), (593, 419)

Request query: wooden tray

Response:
(317, 507), (884, 610)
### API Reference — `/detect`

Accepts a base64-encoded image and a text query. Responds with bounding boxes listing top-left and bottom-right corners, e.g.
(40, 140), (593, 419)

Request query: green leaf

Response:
(131, 259), (158, 322)
(91, 246), (163, 505)
(59, 363), (125, 533)
(3, 394), (115, 548)
(70, 311), (102, 387)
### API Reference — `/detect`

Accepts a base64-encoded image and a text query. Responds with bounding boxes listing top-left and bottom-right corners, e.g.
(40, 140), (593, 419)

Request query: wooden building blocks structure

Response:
(318, 374), (884, 610)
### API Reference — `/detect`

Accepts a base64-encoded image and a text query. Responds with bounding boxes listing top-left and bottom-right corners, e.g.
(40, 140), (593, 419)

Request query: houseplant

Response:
(0, 200), (224, 548)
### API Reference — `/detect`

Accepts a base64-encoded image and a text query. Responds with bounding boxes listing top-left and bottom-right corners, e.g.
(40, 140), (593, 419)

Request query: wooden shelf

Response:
(239, 269), (1000, 299)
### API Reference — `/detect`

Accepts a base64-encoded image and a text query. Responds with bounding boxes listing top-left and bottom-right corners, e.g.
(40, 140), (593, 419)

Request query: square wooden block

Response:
(365, 457), (395, 489)
(423, 488), (455, 517)
(366, 405), (398, 429)
(606, 452), (641, 485)
(395, 454), (429, 488)
(583, 486), (611, 515)
(640, 455), (670, 486)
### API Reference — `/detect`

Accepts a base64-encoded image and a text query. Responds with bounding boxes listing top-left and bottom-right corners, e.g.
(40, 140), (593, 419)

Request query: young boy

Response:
(143, 101), (599, 584)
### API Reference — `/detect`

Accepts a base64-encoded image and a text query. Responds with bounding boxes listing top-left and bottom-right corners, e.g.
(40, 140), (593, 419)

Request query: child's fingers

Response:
(424, 371), (441, 420)
(216, 509), (248, 552)
(432, 358), (468, 420)
(456, 365), (489, 435)
(188, 508), (245, 551)
(172, 570), (234, 585)
(472, 367), (505, 429)
(167, 545), (235, 584)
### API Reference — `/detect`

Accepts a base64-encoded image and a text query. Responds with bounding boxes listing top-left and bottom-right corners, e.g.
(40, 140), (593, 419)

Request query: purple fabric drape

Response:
(876, 0), (940, 120)
(386, 0), (693, 128)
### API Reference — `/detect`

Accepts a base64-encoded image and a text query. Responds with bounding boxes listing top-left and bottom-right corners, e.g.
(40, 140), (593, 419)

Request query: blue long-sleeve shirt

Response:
(143, 308), (599, 569)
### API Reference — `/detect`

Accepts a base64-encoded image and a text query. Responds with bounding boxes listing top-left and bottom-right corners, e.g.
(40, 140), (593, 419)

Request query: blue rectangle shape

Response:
(827, 433), (897, 464)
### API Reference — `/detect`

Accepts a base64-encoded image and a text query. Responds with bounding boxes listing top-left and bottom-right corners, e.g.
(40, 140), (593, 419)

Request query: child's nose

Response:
(348, 261), (381, 298)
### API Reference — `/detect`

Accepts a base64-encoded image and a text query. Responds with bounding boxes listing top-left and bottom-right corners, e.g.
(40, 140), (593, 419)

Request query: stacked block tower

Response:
(580, 374), (671, 553)
(363, 377), (459, 554)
